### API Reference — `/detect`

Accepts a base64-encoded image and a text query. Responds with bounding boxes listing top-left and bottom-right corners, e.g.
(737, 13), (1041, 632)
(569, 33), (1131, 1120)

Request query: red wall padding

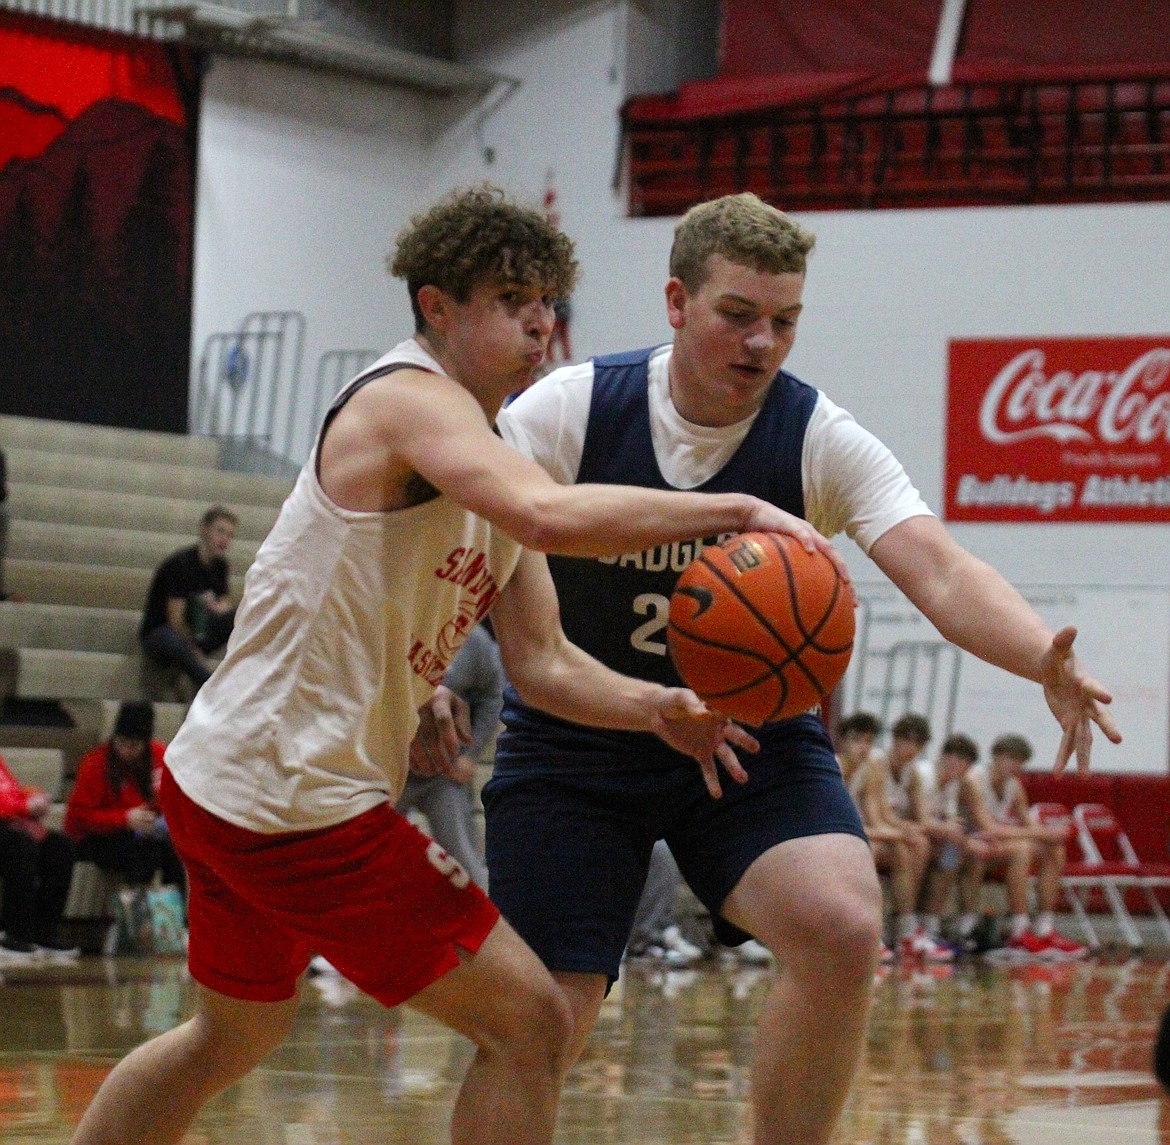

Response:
(959, 0), (1170, 70)
(719, 0), (941, 79)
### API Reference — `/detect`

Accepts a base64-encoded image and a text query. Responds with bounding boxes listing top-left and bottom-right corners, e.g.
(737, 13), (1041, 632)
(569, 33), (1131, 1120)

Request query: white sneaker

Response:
(660, 925), (705, 964)
(36, 942), (81, 963)
(735, 938), (774, 965)
(0, 940), (41, 965)
(898, 928), (956, 963)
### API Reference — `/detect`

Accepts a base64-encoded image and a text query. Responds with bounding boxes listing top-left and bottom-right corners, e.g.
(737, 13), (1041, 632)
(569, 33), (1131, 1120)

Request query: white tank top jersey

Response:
(885, 763), (914, 819)
(912, 757), (960, 820)
(165, 339), (524, 834)
(497, 345), (933, 554)
(964, 761), (1024, 828)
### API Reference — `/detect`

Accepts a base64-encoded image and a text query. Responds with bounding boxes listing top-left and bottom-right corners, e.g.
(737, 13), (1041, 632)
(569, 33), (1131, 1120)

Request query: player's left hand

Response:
(1041, 626), (1122, 773)
(410, 686), (473, 778)
(650, 688), (759, 799)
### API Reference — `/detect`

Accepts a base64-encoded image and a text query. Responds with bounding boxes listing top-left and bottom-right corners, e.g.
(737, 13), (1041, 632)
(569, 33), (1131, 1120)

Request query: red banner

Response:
(946, 336), (1170, 522)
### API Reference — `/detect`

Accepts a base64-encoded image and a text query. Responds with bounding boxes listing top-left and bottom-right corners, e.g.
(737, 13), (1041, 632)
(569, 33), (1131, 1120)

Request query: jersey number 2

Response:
(631, 593), (670, 657)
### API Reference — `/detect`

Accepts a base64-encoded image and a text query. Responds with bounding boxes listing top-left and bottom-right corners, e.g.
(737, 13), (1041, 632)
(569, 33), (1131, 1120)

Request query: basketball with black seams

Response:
(667, 532), (854, 725)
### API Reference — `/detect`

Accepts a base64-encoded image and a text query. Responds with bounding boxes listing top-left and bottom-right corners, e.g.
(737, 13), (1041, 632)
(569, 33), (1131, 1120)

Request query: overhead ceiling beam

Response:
(135, 2), (513, 95)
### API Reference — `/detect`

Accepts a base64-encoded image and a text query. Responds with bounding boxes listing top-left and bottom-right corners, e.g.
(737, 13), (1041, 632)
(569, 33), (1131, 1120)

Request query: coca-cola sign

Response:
(946, 337), (1170, 522)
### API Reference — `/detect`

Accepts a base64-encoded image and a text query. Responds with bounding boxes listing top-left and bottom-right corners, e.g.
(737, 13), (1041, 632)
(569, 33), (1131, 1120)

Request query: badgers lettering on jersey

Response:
(408, 546), (502, 687)
(596, 533), (735, 572)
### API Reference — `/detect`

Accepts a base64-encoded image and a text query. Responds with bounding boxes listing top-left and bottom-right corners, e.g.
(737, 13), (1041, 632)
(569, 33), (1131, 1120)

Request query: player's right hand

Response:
(650, 687), (759, 799)
(410, 686), (473, 778)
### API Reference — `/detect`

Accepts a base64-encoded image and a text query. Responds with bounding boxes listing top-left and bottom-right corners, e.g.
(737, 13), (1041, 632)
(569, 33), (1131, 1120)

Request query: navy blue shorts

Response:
(483, 712), (865, 983)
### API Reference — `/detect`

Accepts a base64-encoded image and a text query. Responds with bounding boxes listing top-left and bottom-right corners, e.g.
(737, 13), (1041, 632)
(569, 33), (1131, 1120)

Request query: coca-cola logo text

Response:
(978, 348), (1170, 446)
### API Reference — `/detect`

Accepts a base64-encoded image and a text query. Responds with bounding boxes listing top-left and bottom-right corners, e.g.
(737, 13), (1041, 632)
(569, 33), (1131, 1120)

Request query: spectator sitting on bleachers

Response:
(904, 732), (983, 949)
(0, 445), (9, 601)
(957, 732), (1086, 960)
(64, 702), (185, 892)
(0, 748), (78, 961)
(139, 505), (238, 691)
(839, 712), (947, 962)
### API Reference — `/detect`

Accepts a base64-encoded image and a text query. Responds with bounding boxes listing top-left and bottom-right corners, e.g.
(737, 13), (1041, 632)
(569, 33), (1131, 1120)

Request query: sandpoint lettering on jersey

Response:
(434, 547), (501, 598)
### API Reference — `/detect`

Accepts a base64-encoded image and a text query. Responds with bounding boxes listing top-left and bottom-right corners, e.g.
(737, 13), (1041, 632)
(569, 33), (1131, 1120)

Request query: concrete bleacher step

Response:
(5, 446), (294, 508)
(0, 413), (223, 469)
(0, 699), (187, 783)
(8, 482), (279, 543)
(0, 745), (65, 796)
(6, 560), (156, 611)
(0, 601), (140, 655)
(11, 647), (145, 702)
(7, 519), (262, 573)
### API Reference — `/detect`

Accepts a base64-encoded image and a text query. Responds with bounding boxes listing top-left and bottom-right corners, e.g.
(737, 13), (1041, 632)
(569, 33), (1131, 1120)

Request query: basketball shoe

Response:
(1001, 929), (1050, 959)
(898, 928), (955, 963)
(1037, 930), (1089, 960)
(735, 938), (775, 965)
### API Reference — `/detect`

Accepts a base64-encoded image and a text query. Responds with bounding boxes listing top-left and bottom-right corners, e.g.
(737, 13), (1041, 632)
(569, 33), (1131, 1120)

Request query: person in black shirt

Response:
(139, 505), (238, 689)
(0, 446), (9, 601)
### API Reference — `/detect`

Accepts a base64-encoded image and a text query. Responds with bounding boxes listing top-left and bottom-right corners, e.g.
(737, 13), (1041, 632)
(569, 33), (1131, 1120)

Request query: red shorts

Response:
(160, 769), (500, 1005)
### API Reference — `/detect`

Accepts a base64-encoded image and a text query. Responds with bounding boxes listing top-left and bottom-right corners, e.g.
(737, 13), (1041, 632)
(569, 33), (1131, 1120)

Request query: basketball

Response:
(667, 532), (854, 725)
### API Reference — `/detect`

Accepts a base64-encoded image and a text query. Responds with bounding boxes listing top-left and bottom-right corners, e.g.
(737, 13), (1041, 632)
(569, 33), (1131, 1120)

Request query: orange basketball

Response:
(667, 532), (854, 725)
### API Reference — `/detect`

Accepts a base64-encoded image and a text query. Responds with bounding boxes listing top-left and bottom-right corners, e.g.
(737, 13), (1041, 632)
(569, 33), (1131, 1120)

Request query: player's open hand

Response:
(1041, 626), (1122, 774)
(650, 687), (759, 799)
(741, 501), (856, 605)
(410, 685), (473, 778)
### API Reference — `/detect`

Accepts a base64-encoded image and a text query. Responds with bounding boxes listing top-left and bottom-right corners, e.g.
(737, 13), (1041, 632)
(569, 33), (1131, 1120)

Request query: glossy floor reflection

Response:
(1, 951), (1168, 1143)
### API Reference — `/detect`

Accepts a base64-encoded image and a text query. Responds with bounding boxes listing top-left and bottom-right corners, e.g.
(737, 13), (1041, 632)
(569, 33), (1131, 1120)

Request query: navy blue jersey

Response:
(497, 347), (820, 767)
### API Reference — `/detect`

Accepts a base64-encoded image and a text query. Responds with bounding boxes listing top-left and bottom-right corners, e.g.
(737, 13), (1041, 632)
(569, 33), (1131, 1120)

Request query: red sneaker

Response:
(1038, 930), (1089, 960)
(1005, 929), (1049, 958)
(898, 928), (955, 963)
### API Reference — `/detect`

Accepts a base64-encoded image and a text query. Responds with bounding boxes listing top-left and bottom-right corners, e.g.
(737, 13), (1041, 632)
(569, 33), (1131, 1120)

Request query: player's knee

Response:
(491, 977), (575, 1077)
(189, 1003), (296, 1084)
(786, 886), (883, 987)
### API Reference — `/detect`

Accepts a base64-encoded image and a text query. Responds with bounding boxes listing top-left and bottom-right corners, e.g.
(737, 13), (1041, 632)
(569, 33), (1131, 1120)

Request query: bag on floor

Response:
(109, 884), (186, 955)
(145, 884), (186, 955)
(111, 887), (153, 954)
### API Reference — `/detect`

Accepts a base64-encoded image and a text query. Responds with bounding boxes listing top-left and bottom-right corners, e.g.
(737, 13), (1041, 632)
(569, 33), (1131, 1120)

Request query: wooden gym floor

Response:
(1, 951), (1167, 1143)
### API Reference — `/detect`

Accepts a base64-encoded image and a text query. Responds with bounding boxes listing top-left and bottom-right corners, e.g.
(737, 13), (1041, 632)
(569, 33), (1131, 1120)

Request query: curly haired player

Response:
(70, 186), (833, 1145)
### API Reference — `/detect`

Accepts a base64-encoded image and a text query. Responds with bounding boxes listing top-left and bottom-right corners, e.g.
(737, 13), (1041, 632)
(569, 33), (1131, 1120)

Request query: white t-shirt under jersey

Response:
(166, 339), (524, 834)
(497, 344), (931, 553)
(911, 757), (961, 821)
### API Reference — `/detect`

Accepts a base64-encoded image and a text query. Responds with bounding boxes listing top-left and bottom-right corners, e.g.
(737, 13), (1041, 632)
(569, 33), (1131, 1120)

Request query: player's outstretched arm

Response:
(869, 515), (1121, 771)
(377, 369), (844, 564)
(491, 549), (758, 797)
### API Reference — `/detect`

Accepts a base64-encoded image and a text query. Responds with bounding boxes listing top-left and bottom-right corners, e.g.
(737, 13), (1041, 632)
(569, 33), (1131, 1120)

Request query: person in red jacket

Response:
(0, 749), (77, 961)
(65, 702), (185, 890)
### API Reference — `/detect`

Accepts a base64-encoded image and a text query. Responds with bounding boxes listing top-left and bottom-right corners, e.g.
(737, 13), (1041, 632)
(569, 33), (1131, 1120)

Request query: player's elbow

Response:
(507, 493), (589, 556)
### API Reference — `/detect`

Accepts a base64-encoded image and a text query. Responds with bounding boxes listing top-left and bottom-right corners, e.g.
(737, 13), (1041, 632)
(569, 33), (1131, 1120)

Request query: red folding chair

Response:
(1073, 802), (1170, 948)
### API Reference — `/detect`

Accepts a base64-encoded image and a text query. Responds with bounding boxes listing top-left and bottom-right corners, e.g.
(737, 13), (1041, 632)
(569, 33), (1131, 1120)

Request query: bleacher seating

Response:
(0, 413), (290, 709)
(623, 71), (1170, 215)
(1, 413), (294, 947)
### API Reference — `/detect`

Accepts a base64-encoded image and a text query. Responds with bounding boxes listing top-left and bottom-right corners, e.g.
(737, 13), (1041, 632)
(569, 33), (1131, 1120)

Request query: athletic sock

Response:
(956, 912), (979, 938)
(1009, 913), (1031, 939)
(922, 914), (941, 938)
(1034, 912), (1055, 937)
